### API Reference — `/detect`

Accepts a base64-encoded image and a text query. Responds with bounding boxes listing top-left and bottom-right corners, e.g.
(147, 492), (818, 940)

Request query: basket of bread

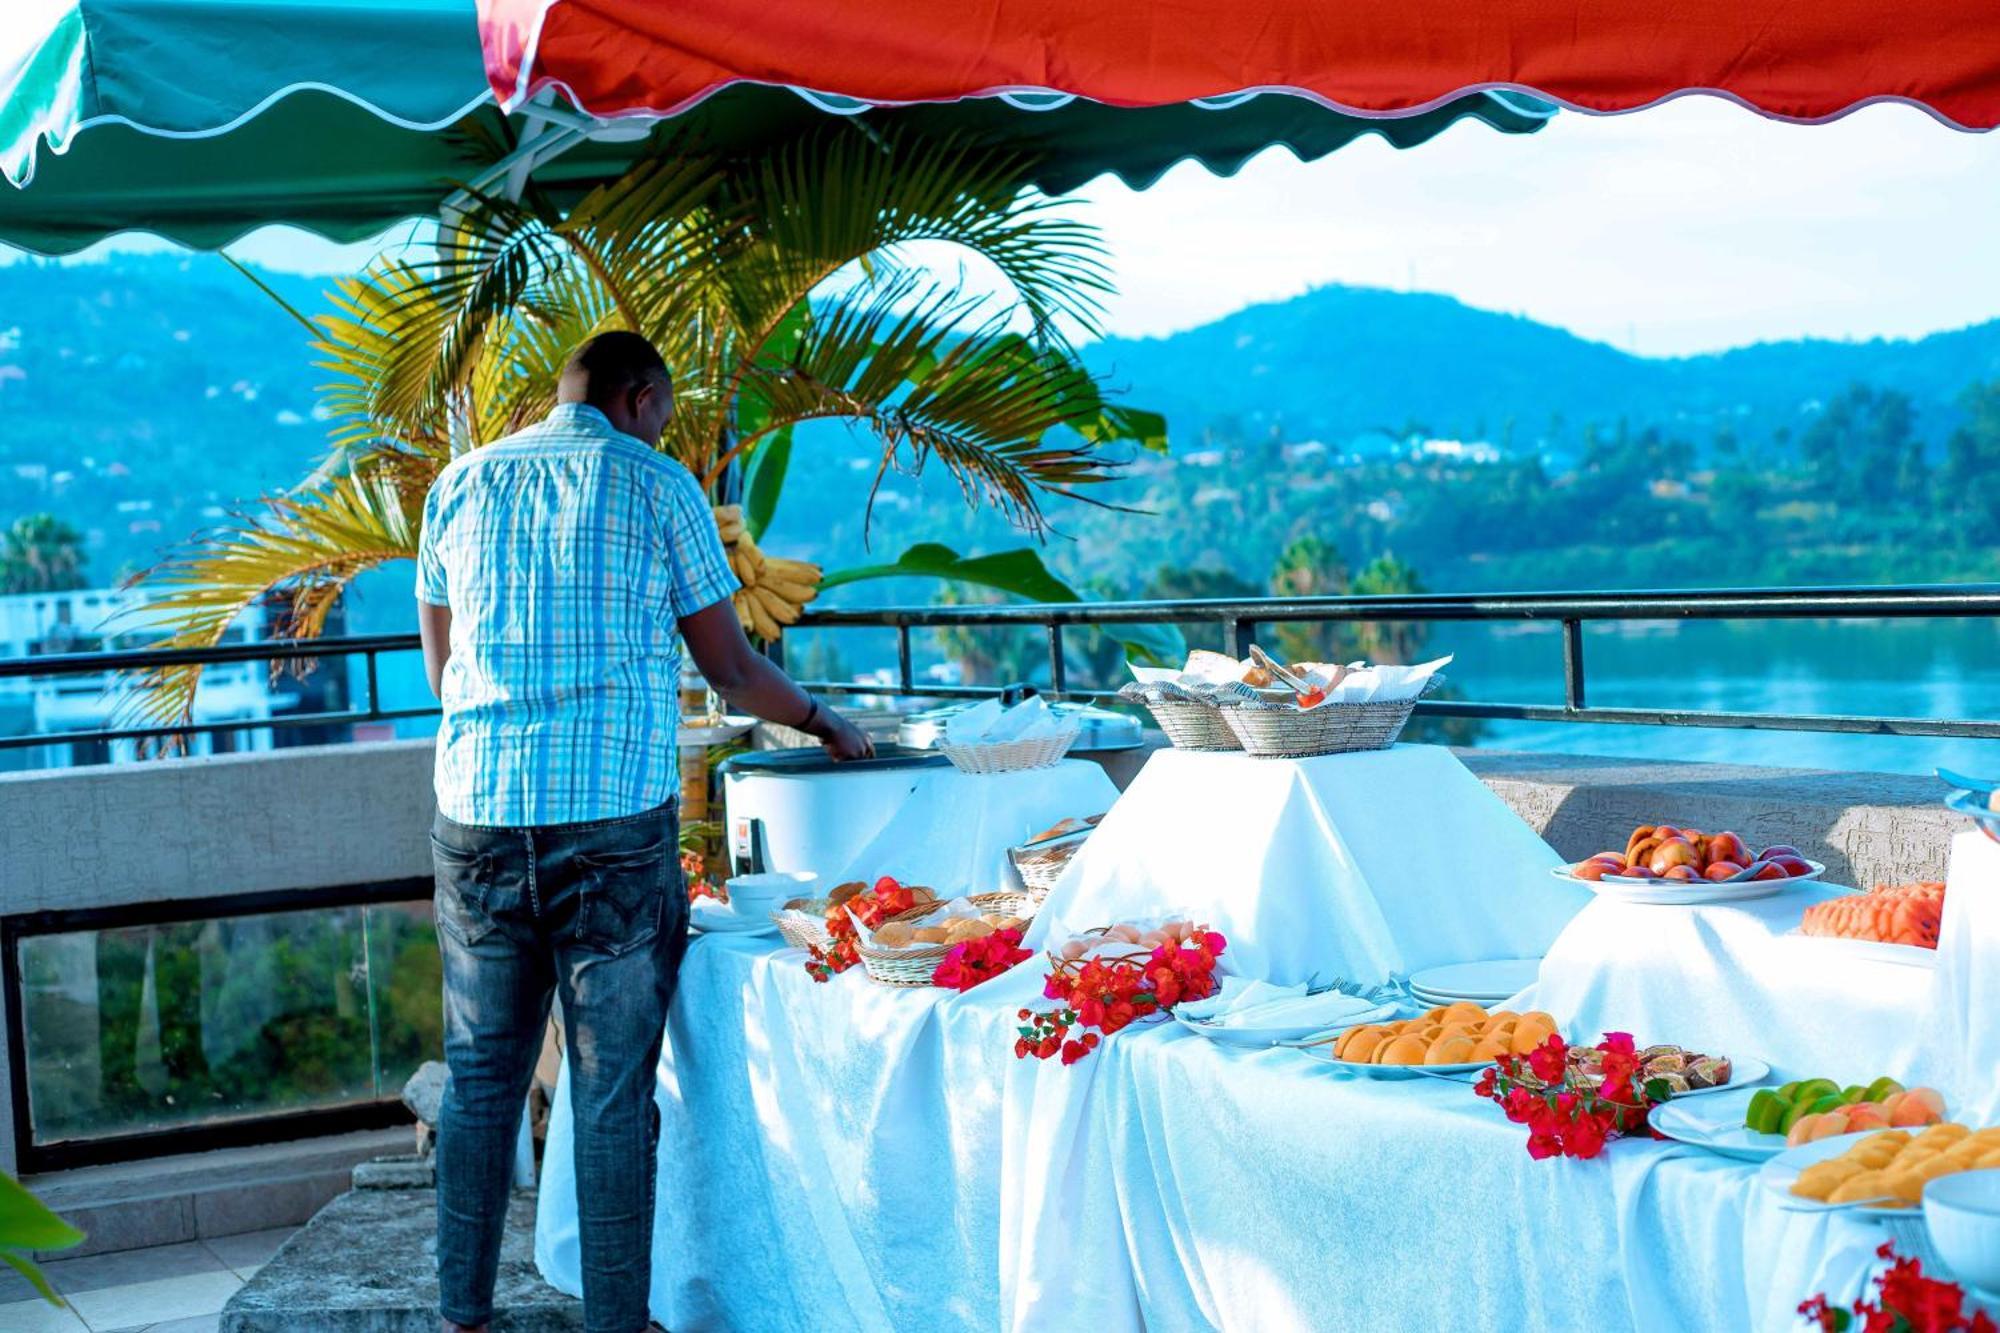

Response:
(855, 892), (1037, 987)
(1215, 646), (1450, 759)
(771, 878), (939, 954)
(1007, 816), (1103, 899)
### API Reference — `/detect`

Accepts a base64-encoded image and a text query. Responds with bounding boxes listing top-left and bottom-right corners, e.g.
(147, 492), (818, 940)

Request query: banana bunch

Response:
(714, 504), (822, 641)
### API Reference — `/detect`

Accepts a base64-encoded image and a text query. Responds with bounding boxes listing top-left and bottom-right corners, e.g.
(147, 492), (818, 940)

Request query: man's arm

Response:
(679, 600), (874, 760)
(418, 600), (452, 699)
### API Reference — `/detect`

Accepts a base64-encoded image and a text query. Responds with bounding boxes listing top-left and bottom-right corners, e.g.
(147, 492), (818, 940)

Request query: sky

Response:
(81, 94), (2000, 359)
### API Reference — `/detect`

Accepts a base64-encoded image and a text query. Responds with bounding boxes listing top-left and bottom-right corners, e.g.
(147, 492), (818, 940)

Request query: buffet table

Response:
(534, 744), (1990, 1331)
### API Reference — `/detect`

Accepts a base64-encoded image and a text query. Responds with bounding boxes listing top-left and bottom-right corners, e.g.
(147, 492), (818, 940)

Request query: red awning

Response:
(480, 0), (2000, 131)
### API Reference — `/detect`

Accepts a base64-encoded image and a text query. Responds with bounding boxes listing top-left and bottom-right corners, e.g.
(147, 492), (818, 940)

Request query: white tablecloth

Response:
(532, 744), (1963, 1331)
(1519, 883), (1950, 1088)
(836, 759), (1118, 895)
(1939, 829), (2000, 1123)
(1024, 745), (1591, 983)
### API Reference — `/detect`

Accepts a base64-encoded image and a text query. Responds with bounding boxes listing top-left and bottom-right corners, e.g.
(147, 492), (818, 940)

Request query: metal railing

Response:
(0, 632), (434, 753)
(2, 583), (1999, 750)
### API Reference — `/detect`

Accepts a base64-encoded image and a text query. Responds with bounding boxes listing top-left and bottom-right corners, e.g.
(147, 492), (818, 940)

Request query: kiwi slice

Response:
(1745, 1089), (1788, 1135)
(1790, 1078), (1839, 1107)
(1840, 1085), (1868, 1105)
(1864, 1076), (1904, 1103)
(1777, 1081), (1799, 1100)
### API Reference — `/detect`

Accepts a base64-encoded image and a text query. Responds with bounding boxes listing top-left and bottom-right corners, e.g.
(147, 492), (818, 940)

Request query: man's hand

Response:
(679, 600), (875, 760)
(812, 709), (875, 761)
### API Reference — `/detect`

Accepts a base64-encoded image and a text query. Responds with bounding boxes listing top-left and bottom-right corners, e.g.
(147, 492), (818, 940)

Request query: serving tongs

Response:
(1246, 644), (1347, 703)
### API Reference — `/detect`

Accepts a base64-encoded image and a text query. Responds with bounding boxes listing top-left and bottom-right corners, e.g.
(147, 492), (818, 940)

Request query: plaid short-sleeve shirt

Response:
(416, 403), (738, 827)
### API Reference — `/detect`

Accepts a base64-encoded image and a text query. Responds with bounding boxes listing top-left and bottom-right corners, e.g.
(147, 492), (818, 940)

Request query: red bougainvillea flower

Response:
(1017, 925), (1226, 1065)
(933, 928), (1031, 992)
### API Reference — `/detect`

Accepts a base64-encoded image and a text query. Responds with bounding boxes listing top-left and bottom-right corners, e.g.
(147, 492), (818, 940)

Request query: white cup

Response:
(726, 871), (818, 918)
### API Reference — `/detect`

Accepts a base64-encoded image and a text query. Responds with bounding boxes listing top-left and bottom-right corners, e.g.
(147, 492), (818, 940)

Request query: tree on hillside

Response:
(1269, 536), (1348, 664)
(1348, 552), (1428, 664)
(1940, 380), (2000, 542)
(1798, 384), (1920, 505)
(0, 514), (88, 594)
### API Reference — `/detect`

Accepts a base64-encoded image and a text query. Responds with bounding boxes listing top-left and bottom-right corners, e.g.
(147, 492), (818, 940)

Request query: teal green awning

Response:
(0, 0), (1553, 255)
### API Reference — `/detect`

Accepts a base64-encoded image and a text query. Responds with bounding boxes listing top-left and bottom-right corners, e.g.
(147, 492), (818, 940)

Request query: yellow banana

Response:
(731, 593), (759, 636)
(728, 548), (759, 586)
(751, 584), (803, 627)
(761, 556), (823, 582)
(742, 589), (782, 640)
(762, 576), (819, 604)
(713, 504), (745, 542)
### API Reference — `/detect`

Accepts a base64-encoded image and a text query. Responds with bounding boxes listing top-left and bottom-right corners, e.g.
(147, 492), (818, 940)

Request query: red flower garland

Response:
(1474, 1031), (1661, 1160)
(933, 928), (1031, 992)
(1801, 1242), (1997, 1333)
(1016, 928), (1227, 1065)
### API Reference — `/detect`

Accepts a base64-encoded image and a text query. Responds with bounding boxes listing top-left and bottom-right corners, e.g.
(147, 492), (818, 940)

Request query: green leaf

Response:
(1075, 404), (1170, 455)
(820, 543), (1185, 667)
(0, 1250), (62, 1306)
(742, 427), (793, 543)
(0, 1171), (84, 1255)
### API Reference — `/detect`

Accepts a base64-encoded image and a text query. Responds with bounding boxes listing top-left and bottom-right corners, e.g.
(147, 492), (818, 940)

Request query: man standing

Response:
(416, 331), (871, 1333)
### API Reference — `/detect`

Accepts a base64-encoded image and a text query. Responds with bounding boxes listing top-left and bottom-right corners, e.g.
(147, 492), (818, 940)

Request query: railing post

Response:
(896, 626), (913, 693)
(1561, 619), (1586, 711)
(1229, 618), (1258, 659)
(363, 648), (382, 721)
(1046, 624), (1067, 696)
(764, 633), (786, 671)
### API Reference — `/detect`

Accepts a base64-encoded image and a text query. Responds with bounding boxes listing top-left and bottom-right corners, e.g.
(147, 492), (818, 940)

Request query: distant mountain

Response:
(1082, 284), (2000, 455)
(4, 256), (1999, 616)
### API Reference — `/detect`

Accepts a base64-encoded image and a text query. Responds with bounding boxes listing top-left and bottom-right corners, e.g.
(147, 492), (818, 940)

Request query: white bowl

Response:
(1923, 1168), (2000, 1300)
(724, 870), (818, 916)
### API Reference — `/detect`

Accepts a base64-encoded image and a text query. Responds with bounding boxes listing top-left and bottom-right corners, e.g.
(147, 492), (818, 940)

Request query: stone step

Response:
(221, 1186), (583, 1332)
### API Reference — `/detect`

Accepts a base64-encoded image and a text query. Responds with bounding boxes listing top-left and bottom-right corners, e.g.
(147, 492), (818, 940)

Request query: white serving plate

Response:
(1549, 862), (1823, 905)
(691, 898), (780, 937)
(1173, 1000), (1400, 1049)
(1649, 1094), (1788, 1163)
(1780, 931), (1939, 969)
(1759, 1130), (1924, 1219)
(1409, 959), (1541, 1000)
(1301, 1046), (1492, 1079)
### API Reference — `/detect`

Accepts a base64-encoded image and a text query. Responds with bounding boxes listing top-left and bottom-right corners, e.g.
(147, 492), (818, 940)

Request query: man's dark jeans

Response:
(430, 799), (687, 1333)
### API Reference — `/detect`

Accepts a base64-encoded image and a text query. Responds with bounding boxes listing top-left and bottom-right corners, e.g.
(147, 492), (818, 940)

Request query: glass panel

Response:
(17, 900), (440, 1145)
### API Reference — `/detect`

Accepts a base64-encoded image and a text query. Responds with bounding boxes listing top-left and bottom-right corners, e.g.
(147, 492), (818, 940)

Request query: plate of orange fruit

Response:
(1303, 1002), (1558, 1078)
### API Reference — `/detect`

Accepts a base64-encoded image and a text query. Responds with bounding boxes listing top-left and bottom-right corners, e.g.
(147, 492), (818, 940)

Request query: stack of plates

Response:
(1406, 958), (1541, 1008)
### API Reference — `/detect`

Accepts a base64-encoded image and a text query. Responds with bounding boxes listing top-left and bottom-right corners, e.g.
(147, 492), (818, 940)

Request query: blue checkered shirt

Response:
(416, 403), (738, 827)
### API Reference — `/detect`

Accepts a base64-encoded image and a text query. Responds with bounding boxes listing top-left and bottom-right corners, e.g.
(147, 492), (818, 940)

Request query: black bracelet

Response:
(799, 695), (821, 733)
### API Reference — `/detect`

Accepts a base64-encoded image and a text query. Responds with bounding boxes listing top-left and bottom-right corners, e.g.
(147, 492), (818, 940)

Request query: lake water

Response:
(368, 616), (2000, 779)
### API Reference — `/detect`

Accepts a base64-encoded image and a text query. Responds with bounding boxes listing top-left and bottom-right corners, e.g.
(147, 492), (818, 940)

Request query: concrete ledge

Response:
(222, 1188), (581, 1332)
(0, 739), (438, 914)
(27, 1128), (411, 1259)
(1457, 749), (1968, 887)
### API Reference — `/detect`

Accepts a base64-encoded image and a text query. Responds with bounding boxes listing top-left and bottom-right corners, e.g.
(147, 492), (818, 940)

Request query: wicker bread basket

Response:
(1218, 675), (1444, 759)
(855, 891), (1037, 987)
(1007, 817), (1101, 899)
(935, 721), (1080, 774)
(771, 896), (836, 953)
(1117, 682), (1241, 751)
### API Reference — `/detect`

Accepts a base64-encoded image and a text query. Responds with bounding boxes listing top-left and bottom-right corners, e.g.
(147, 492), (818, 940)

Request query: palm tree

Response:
(0, 514), (88, 594)
(131, 125), (1167, 721)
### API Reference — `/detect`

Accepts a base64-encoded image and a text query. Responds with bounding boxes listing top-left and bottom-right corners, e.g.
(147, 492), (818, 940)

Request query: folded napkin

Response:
(946, 696), (1064, 744)
(1328, 654), (1453, 703)
(1177, 979), (1392, 1030)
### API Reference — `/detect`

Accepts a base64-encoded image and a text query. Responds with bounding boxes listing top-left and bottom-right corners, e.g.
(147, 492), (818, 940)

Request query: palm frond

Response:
(121, 473), (421, 728)
(724, 274), (1132, 535)
(727, 126), (1113, 341)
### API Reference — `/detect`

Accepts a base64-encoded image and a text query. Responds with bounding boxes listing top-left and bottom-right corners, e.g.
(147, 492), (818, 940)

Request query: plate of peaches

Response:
(1303, 1003), (1560, 1078)
(1553, 823), (1824, 904)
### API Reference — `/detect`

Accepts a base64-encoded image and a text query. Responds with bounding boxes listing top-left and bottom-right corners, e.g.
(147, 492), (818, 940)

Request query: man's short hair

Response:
(561, 331), (670, 404)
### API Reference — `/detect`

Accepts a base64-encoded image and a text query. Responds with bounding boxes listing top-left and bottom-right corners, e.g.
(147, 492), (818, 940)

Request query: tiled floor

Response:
(0, 1227), (295, 1333)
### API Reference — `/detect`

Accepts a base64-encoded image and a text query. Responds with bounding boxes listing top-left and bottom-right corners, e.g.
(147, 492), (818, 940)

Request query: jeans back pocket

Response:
(431, 836), (497, 947)
(575, 842), (666, 957)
